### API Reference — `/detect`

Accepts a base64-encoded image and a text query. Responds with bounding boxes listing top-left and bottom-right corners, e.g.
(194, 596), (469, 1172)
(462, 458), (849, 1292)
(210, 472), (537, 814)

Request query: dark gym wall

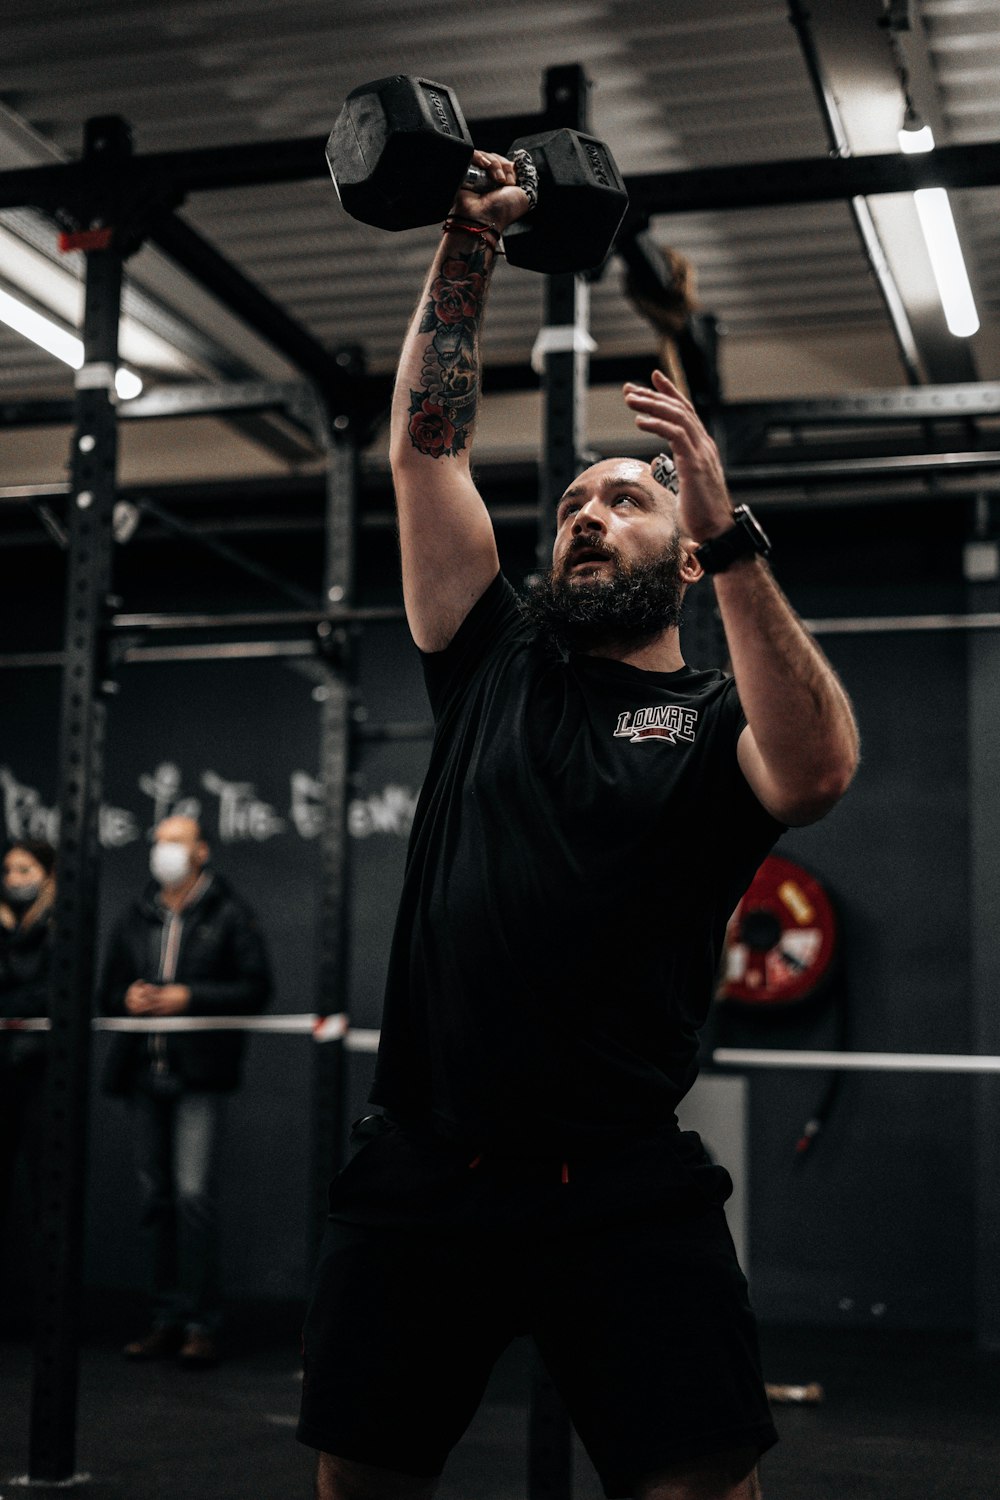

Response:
(733, 626), (973, 1329)
(4, 629), (429, 1302)
(1, 495), (976, 1328)
(726, 517), (974, 1329)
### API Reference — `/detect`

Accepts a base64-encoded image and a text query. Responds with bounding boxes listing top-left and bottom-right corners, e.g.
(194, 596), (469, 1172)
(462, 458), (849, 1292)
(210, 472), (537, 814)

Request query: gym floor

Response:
(1, 1300), (998, 1499)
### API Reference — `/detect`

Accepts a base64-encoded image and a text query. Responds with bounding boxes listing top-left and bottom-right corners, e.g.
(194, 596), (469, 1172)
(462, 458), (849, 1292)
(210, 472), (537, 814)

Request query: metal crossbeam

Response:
(2, 125), (999, 220)
(121, 379), (315, 423)
(7, 371), (1000, 445)
(724, 384), (1000, 428)
(108, 605), (403, 630)
(623, 141), (1000, 220)
(2, 447), (999, 533)
(727, 449), (1000, 487)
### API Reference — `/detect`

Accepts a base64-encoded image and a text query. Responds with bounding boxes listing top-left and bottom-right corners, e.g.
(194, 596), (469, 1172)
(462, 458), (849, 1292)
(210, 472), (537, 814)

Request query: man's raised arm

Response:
(389, 152), (530, 652)
(626, 371), (860, 826)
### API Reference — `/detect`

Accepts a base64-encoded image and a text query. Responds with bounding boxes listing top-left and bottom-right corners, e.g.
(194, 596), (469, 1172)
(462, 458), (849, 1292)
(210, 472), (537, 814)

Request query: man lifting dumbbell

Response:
(298, 93), (858, 1500)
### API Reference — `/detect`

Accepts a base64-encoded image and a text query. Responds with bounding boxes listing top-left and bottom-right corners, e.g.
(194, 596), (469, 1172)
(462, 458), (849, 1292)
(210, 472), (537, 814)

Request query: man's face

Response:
(154, 816), (207, 870)
(523, 459), (690, 651)
(2, 848), (47, 893)
(550, 458), (681, 586)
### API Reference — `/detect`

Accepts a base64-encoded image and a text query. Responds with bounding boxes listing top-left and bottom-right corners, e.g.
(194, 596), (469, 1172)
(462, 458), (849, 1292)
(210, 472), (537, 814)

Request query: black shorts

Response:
(297, 1125), (778, 1498)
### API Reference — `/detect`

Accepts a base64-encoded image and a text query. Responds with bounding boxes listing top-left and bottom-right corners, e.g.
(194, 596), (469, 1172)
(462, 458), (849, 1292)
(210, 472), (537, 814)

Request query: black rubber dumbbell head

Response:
(327, 75), (476, 231)
(503, 129), (629, 274)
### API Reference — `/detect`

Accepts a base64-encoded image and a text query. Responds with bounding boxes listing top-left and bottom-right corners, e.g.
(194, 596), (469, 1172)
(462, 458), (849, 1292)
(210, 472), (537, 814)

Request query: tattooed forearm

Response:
(406, 245), (493, 460)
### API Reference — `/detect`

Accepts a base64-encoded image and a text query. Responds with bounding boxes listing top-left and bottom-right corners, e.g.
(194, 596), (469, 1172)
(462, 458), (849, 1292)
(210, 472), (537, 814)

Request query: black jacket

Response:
(98, 872), (272, 1096)
(0, 904), (53, 1071)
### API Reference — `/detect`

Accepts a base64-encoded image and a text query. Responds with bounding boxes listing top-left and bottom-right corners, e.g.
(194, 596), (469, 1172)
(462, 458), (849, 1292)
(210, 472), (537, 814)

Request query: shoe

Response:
(177, 1330), (219, 1368)
(123, 1326), (184, 1361)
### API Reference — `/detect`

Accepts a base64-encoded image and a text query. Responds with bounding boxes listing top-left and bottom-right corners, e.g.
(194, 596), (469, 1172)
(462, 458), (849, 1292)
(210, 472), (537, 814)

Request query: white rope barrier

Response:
(344, 1028), (381, 1053)
(102, 1014), (343, 1035)
(0, 1013), (352, 1042)
(713, 1047), (1000, 1074)
(6, 1020), (1000, 1072)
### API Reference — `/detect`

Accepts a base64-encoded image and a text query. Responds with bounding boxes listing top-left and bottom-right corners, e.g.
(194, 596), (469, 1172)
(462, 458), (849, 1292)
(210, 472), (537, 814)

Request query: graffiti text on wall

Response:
(1, 763), (418, 849)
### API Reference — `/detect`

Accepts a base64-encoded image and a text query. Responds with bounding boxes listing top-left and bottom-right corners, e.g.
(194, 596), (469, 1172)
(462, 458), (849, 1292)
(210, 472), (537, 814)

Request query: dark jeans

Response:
(0, 1054), (46, 1321)
(130, 1084), (227, 1335)
(0, 1055), (45, 1215)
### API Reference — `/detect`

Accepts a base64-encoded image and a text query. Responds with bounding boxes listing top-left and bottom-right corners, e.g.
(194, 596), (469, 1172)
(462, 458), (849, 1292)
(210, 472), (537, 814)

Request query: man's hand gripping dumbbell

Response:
(440, 148), (536, 259)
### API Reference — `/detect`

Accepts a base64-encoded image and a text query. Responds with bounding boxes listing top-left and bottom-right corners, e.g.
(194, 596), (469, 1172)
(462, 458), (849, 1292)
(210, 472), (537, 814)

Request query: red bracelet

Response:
(442, 216), (503, 252)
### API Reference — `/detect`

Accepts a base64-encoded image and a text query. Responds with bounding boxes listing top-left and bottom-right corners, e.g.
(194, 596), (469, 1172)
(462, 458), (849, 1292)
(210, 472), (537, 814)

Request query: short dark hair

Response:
(5, 838), (57, 875)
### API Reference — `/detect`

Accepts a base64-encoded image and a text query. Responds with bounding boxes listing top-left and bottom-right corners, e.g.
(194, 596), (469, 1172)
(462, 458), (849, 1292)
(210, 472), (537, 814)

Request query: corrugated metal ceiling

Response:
(0, 0), (998, 434)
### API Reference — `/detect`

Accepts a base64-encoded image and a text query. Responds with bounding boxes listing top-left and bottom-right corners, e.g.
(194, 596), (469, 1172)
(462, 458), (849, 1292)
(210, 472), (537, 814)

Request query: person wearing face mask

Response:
(0, 839), (57, 1329)
(98, 815), (271, 1367)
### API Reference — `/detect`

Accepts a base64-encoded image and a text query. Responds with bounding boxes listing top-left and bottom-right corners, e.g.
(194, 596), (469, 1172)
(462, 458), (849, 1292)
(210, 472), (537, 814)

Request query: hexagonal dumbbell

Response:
(327, 74), (629, 275)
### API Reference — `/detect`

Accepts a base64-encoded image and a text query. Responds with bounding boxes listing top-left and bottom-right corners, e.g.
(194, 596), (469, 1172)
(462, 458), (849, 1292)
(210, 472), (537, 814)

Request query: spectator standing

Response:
(0, 838), (57, 1330)
(99, 815), (271, 1367)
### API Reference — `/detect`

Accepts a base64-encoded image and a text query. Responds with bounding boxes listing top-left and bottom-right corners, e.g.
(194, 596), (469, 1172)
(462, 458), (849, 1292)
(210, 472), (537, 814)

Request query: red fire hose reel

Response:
(719, 855), (837, 1007)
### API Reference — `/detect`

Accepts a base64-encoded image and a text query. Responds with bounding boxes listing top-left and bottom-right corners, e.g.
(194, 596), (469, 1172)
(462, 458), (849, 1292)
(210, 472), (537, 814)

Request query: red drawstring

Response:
(467, 1152), (569, 1182)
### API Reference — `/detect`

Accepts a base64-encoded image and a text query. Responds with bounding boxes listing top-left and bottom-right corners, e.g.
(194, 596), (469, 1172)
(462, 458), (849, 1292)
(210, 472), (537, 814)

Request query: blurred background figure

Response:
(97, 816), (271, 1369)
(0, 838), (57, 1334)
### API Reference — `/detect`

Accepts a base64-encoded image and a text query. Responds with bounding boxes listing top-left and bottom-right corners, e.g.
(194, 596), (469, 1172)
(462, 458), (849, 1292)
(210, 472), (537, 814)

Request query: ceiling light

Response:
(0, 285), (144, 396)
(913, 188), (980, 338)
(0, 224), (192, 374)
(898, 104), (935, 154)
(0, 284), (81, 364)
(114, 367), (144, 400)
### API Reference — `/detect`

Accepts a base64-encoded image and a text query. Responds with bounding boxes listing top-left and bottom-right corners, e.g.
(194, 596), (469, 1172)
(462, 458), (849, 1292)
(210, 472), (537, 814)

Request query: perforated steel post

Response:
(28, 116), (130, 1485)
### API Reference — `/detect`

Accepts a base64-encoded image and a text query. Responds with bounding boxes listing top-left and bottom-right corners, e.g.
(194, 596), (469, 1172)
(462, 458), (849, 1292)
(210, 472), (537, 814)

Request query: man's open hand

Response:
(624, 370), (734, 544)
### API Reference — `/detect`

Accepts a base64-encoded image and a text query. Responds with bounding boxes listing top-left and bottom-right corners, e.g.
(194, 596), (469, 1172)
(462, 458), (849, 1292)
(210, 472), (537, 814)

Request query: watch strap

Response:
(695, 505), (771, 575)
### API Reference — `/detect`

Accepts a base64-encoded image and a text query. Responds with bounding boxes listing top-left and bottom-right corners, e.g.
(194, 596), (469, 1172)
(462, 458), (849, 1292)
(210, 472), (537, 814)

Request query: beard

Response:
(523, 533), (686, 652)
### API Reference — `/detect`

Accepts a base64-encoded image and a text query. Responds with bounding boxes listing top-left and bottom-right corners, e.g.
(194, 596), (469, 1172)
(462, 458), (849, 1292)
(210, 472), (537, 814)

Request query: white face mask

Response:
(150, 841), (192, 888)
(4, 879), (41, 907)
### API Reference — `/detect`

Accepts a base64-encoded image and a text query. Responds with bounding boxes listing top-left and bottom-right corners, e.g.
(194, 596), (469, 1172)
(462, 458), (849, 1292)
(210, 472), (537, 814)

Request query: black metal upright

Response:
(309, 350), (365, 1245)
(534, 66), (595, 578)
(526, 68), (591, 1500)
(966, 502), (1000, 1350)
(28, 116), (130, 1484)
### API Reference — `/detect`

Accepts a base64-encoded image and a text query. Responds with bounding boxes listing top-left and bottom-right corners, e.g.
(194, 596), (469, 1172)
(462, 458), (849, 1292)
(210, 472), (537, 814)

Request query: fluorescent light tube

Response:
(913, 187), (980, 338)
(0, 226), (191, 374)
(0, 285), (143, 396)
(0, 284), (82, 365)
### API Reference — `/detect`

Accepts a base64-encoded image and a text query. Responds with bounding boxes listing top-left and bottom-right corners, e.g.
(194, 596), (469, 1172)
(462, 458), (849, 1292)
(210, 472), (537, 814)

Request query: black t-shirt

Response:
(370, 573), (783, 1155)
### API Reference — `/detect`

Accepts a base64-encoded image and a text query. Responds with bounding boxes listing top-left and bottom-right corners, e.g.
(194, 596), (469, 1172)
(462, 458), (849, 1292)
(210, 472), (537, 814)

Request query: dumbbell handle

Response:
(459, 141), (543, 207)
(462, 163), (492, 193)
(461, 158), (536, 200)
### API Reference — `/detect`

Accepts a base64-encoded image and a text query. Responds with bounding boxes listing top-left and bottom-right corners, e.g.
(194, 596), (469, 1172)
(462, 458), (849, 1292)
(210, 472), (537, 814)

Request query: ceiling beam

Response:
(1, 120), (1000, 219)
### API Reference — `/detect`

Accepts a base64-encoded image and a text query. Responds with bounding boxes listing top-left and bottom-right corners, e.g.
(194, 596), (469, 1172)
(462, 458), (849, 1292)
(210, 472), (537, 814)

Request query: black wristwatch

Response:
(694, 505), (771, 574)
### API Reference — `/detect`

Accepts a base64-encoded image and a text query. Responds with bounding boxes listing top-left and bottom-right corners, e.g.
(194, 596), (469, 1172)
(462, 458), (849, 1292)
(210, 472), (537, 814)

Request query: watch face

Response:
(734, 506), (771, 555)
